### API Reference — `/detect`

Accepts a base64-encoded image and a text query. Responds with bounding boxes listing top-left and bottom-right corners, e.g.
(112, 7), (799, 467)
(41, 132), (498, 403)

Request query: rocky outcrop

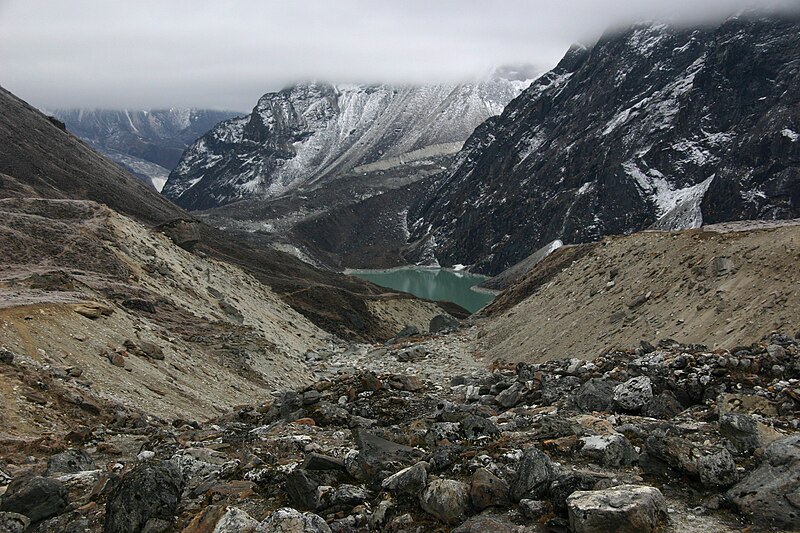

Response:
(103, 461), (184, 533)
(727, 434), (800, 528)
(410, 15), (800, 275)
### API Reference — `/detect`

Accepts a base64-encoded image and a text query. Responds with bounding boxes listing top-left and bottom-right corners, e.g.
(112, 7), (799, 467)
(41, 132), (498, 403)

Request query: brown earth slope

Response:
(0, 198), (449, 439)
(480, 221), (800, 363)
(0, 85), (459, 342)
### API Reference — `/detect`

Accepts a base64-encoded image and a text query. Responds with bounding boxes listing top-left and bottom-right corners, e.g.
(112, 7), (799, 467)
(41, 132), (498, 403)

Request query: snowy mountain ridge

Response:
(409, 15), (800, 275)
(163, 68), (537, 210)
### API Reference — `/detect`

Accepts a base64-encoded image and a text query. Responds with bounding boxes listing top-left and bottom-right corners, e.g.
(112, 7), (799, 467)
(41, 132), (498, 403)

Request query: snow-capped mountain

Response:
(51, 108), (241, 191)
(163, 68), (536, 210)
(410, 15), (800, 275)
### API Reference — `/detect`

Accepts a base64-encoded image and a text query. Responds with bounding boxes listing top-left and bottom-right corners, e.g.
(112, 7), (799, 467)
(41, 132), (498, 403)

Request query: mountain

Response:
(50, 108), (241, 191)
(0, 85), (463, 342)
(409, 15), (800, 276)
(163, 67), (536, 210)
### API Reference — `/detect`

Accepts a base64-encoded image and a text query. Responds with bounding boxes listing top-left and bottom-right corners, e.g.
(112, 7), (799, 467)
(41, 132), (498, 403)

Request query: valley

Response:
(0, 7), (799, 533)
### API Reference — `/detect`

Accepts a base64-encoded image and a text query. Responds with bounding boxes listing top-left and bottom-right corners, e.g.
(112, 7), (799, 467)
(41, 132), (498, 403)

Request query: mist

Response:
(0, 0), (797, 111)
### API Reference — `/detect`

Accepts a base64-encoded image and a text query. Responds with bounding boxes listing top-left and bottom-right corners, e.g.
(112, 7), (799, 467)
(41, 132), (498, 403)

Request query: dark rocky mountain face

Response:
(163, 71), (535, 211)
(410, 15), (800, 276)
(50, 108), (241, 190)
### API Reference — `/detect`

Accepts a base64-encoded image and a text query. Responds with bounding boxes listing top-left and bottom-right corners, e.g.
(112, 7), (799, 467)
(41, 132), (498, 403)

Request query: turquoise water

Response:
(350, 267), (495, 313)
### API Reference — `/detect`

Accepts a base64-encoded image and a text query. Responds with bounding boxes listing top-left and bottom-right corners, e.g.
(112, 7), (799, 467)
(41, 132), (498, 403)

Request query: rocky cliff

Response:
(163, 68), (535, 210)
(410, 15), (800, 275)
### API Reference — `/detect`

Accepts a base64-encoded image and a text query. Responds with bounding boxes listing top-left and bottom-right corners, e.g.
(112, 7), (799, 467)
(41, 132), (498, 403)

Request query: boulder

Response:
(214, 507), (259, 533)
(727, 434), (800, 529)
(451, 516), (518, 533)
(549, 470), (597, 517)
(430, 314), (459, 333)
(509, 447), (555, 502)
(696, 449), (738, 489)
(613, 376), (653, 412)
(469, 468), (509, 511)
(461, 415), (500, 440)
(420, 479), (470, 524)
(0, 512), (31, 533)
(381, 462), (427, 497)
(320, 484), (373, 510)
(719, 413), (768, 454)
(579, 434), (636, 467)
(519, 499), (550, 519)
(567, 485), (668, 533)
(0, 349), (14, 364)
(256, 507), (331, 533)
(641, 391), (684, 419)
(495, 382), (526, 408)
(541, 374), (582, 405)
(46, 449), (94, 476)
(302, 453), (345, 471)
(103, 460), (184, 533)
(286, 469), (320, 511)
(0, 476), (67, 523)
(571, 378), (618, 412)
(354, 430), (424, 483)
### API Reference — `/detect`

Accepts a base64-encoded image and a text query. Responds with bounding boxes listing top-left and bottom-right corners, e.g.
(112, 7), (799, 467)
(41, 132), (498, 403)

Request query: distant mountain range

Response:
(162, 67), (537, 210)
(49, 108), (241, 191)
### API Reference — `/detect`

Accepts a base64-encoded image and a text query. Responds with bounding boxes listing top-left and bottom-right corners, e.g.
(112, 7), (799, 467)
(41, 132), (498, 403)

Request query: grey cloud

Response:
(0, 0), (797, 111)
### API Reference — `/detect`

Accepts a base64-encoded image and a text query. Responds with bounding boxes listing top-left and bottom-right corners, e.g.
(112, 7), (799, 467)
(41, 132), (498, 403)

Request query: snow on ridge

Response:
(170, 75), (530, 205)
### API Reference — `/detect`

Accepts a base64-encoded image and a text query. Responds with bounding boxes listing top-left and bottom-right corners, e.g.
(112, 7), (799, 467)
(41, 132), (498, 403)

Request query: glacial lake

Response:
(349, 267), (495, 313)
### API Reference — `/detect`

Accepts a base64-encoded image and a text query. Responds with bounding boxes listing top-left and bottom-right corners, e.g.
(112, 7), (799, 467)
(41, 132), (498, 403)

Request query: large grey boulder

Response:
(103, 461), (184, 533)
(46, 448), (94, 476)
(354, 431), (424, 484)
(420, 479), (470, 524)
(571, 378), (618, 412)
(469, 468), (509, 511)
(727, 434), (800, 529)
(429, 314), (459, 333)
(214, 507), (259, 532)
(509, 447), (555, 502)
(567, 485), (668, 533)
(381, 462), (428, 497)
(256, 507), (331, 533)
(696, 449), (738, 489)
(579, 434), (636, 467)
(0, 476), (67, 523)
(613, 376), (653, 412)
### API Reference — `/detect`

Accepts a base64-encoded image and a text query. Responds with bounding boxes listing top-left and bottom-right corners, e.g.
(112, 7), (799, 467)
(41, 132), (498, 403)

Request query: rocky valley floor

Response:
(1, 212), (800, 532)
(0, 318), (798, 532)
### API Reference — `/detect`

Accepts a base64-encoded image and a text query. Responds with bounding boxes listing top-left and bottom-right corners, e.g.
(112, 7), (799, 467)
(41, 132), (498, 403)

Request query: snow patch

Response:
(624, 160), (714, 226)
(782, 128), (799, 142)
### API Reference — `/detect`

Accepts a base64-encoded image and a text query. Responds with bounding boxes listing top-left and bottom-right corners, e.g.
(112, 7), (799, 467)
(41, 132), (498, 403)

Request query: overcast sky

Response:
(0, 0), (796, 111)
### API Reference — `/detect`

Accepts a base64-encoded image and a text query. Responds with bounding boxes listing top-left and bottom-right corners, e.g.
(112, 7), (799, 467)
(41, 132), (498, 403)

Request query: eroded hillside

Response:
(480, 220), (800, 363)
(0, 198), (448, 436)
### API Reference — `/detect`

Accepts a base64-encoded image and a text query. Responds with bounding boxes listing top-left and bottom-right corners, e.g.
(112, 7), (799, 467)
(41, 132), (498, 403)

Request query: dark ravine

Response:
(410, 14), (800, 275)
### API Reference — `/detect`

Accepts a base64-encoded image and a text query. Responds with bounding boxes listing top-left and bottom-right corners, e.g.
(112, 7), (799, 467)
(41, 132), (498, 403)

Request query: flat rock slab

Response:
(567, 484), (668, 533)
